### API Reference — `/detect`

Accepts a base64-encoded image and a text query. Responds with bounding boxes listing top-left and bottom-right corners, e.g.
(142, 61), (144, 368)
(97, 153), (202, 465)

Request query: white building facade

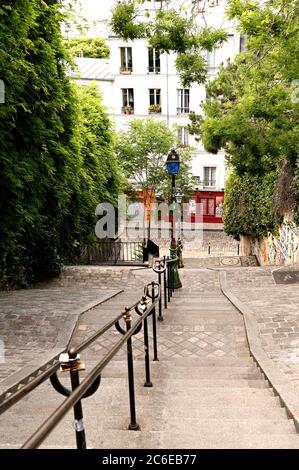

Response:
(69, 0), (242, 227)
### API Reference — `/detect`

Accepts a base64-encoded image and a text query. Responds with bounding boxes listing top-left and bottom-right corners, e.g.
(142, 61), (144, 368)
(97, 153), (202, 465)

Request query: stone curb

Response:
(218, 270), (299, 432)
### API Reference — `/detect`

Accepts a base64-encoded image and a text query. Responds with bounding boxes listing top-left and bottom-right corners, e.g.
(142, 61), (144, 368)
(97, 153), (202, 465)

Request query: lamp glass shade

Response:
(167, 161), (180, 175)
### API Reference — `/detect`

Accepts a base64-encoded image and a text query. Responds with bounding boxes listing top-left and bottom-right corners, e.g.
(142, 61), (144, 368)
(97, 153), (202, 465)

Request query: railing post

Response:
(143, 311), (153, 388)
(163, 256), (167, 309)
(170, 261), (173, 297)
(123, 307), (140, 431)
(208, 241), (211, 255)
(158, 271), (163, 321)
(167, 261), (171, 302)
(151, 282), (159, 361)
(237, 243), (240, 256)
(68, 348), (87, 449)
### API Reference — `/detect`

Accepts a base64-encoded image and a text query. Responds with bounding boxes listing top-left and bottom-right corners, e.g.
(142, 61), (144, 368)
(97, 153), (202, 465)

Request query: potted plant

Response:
(149, 104), (161, 114)
(123, 106), (133, 115)
(120, 67), (132, 74)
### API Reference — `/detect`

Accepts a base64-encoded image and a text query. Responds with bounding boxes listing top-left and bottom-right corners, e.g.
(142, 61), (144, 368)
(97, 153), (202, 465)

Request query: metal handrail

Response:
(1, 268), (178, 449)
(0, 299), (141, 415)
(21, 294), (160, 449)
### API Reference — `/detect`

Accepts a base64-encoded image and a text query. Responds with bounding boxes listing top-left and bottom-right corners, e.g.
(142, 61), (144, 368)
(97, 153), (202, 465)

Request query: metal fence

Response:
(86, 240), (145, 265)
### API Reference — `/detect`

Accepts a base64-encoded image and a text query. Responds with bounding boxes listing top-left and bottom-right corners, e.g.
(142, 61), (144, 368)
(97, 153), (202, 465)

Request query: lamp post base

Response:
(169, 245), (182, 289)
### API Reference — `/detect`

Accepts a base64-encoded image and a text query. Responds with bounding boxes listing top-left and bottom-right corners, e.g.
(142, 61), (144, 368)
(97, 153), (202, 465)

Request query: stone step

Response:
(95, 357), (257, 368)
(95, 376), (270, 389)
(130, 387), (277, 402)
(74, 414), (297, 435)
(101, 363), (263, 380)
(41, 430), (299, 449)
(103, 369), (262, 379)
(94, 382), (275, 399)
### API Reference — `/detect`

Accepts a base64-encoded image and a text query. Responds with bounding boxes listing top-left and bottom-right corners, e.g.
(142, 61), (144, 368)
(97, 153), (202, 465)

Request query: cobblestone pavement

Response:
(153, 230), (240, 258)
(70, 267), (248, 364)
(0, 285), (122, 386)
(224, 267), (299, 387)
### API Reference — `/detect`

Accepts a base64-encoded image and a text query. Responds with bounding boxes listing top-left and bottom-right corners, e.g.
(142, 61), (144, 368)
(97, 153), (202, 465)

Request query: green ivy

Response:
(224, 171), (281, 238)
(0, 2), (120, 288)
(64, 37), (110, 59)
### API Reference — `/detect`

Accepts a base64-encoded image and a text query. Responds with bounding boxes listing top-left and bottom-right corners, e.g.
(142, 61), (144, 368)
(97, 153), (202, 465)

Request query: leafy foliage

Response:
(64, 37), (110, 59)
(224, 171), (281, 238)
(111, 1), (227, 86)
(116, 118), (195, 238)
(189, 0), (299, 237)
(0, 2), (120, 288)
(116, 118), (195, 199)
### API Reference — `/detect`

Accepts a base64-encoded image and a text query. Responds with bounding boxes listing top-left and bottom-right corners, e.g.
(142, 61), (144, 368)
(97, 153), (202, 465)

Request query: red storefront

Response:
(190, 190), (224, 225)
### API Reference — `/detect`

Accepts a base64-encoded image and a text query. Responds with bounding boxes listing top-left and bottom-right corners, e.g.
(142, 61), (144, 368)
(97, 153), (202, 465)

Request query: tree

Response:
(66, 83), (121, 252)
(116, 118), (195, 237)
(64, 37), (110, 59)
(0, 2), (120, 288)
(111, 0), (228, 86)
(189, 0), (299, 238)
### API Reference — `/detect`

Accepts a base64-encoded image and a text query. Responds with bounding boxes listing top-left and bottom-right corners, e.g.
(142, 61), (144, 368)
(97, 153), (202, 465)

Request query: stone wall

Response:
(241, 219), (299, 266)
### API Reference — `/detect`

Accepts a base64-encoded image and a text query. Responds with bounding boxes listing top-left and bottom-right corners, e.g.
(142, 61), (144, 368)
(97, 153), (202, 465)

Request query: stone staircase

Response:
(0, 267), (298, 449)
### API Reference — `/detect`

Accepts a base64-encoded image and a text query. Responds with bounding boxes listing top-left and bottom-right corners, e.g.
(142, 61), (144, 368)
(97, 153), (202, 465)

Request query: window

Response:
(203, 167), (216, 187)
(178, 126), (189, 146)
(122, 89), (134, 114)
(148, 48), (160, 73)
(240, 35), (247, 52)
(206, 49), (216, 68)
(120, 47), (133, 73)
(149, 89), (161, 113)
(177, 89), (190, 114)
(201, 198), (215, 216)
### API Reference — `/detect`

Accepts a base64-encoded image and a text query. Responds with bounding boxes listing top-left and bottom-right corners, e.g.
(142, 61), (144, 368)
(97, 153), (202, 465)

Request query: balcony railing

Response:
(120, 66), (133, 74)
(147, 67), (161, 74)
(203, 180), (216, 187)
(177, 107), (190, 114)
(122, 106), (134, 115)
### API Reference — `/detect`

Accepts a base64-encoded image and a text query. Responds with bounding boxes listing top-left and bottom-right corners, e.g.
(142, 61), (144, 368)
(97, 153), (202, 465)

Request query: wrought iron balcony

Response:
(177, 107), (190, 115)
(147, 67), (161, 74)
(203, 180), (216, 187)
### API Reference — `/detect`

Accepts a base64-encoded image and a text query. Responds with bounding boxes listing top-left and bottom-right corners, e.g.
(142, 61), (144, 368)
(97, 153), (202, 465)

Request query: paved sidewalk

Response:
(0, 283), (123, 389)
(223, 267), (299, 387)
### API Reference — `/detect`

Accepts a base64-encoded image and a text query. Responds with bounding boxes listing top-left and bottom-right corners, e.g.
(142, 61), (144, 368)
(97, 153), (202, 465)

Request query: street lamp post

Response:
(175, 189), (184, 268)
(165, 149), (182, 289)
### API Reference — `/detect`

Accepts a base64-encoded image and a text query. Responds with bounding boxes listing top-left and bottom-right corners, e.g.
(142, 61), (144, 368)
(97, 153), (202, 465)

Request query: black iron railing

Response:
(87, 240), (145, 265)
(0, 259), (180, 449)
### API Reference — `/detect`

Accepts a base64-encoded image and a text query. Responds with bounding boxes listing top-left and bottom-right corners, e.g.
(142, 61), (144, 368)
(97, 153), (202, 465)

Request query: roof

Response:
(71, 58), (114, 82)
